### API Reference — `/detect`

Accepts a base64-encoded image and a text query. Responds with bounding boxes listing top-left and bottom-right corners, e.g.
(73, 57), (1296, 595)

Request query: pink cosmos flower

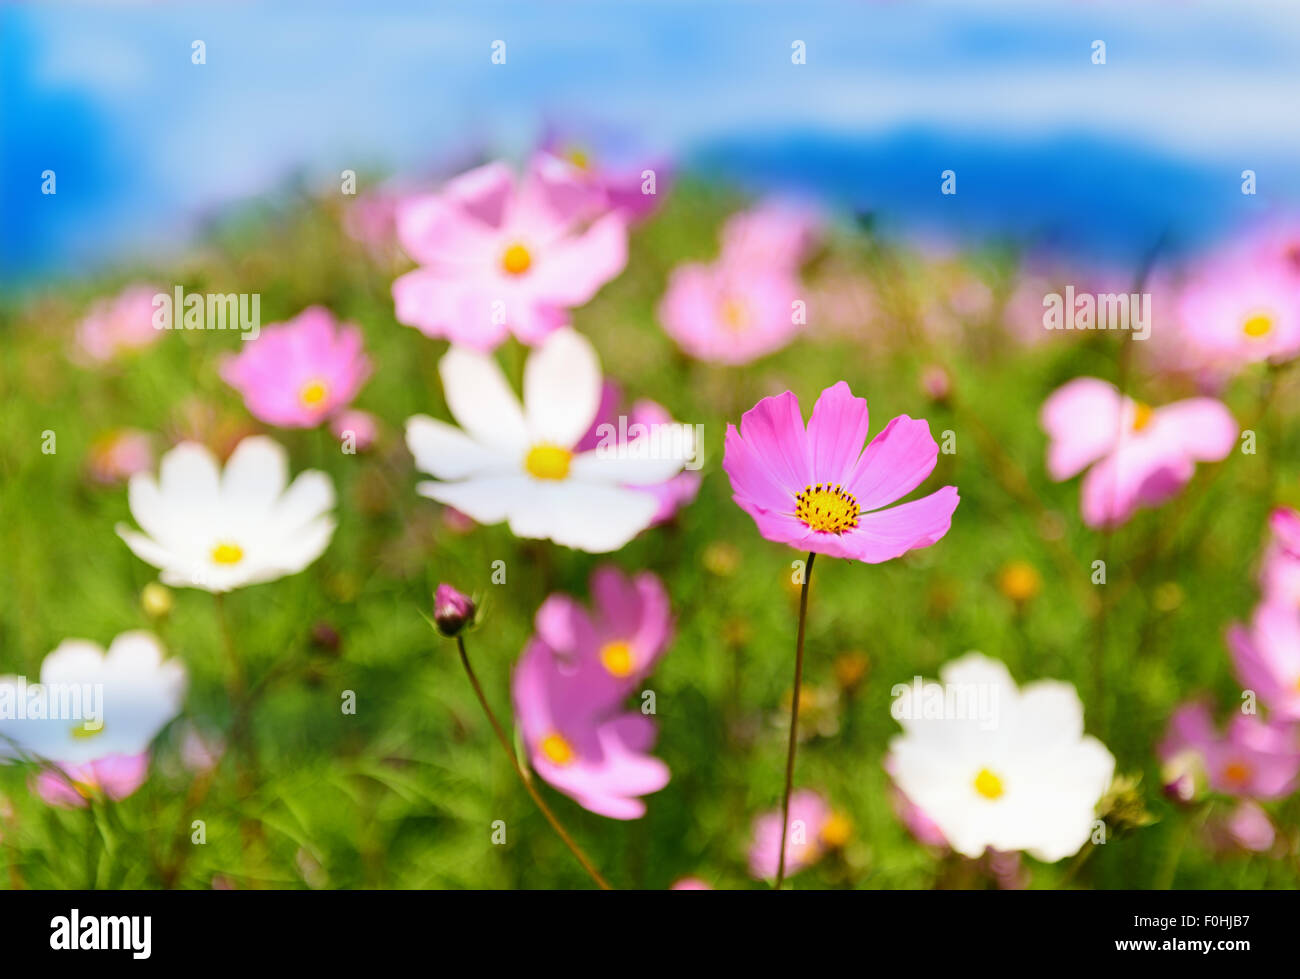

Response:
(1040, 377), (1237, 528)
(1223, 800), (1276, 853)
(1261, 507), (1300, 609)
(748, 789), (832, 880)
(512, 638), (669, 821)
(74, 285), (163, 363)
(575, 381), (702, 526)
(540, 125), (670, 222)
(1176, 253), (1300, 367)
(330, 410), (378, 452)
(670, 877), (712, 890)
(659, 203), (817, 365)
(1159, 701), (1300, 799)
(221, 307), (371, 428)
(392, 155), (628, 350)
(723, 381), (959, 561)
(86, 429), (154, 485)
(1228, 602), (1300, 721)
(511, 567), (673, 819)
(32, 753), (150, 809)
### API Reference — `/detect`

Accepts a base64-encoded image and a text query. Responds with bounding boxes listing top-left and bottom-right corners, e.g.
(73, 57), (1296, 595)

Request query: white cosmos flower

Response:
(406, 327), (687, 553)
(116, 436), (336, 592)
(888, 653), (1115, 862)
(0, 632), (186, 765)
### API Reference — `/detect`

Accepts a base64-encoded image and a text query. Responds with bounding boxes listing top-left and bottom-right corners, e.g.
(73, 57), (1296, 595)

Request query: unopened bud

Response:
(434, 584), (476, 637)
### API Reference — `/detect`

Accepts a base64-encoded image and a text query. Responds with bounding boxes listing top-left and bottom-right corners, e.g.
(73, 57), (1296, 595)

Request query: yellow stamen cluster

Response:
(973, 767), (1005, 800)
(502, 243), (532, 276)
(1131, 401), (1154, 432)
(1242, 313), (1274, 339)
(1222, 760), (1252, 786)
(600, 640), (635, 677)
(211, 542), (244, 565)
(794, 483), (860, 535)
(525, 443), (573, 481)
(540, 731), (575, 766)
(300, 379), (329, 407)
(719, 297), (751, 332)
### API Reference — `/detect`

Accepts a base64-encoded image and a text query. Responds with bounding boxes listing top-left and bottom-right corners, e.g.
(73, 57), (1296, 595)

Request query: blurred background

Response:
(6, 0), (1300, 285)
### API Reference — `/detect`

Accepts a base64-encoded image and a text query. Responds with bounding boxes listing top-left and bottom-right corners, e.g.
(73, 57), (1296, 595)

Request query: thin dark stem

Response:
(775, 551), (815, 890)
(454, 635), (612, 890)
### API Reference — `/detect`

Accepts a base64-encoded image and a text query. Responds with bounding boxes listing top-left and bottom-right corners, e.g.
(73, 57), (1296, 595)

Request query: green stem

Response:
(775, 551), (816, 890)
(454, 635), (612, 890)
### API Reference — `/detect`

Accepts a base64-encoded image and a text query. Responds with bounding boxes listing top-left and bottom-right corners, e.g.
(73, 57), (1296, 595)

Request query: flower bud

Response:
(434, 584), (476, 637)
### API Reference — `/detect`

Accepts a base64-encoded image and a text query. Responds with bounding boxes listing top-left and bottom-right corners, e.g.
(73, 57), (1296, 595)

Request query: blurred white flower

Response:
(0, 632), (186, 766)
(116, 436), (335, 592)
(406, 328), (685, 552)
(888, 652), (1114, 862)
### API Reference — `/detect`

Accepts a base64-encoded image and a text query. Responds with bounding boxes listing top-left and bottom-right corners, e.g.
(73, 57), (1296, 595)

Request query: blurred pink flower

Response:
(32, 753), (150, 808)
(1176, 254), (1300, 368)
(1159, 701), (1300, 799)
(540, 128), (669, 222)
(576, 381), (702, 526)
(511, 566), (673, 819)
(1223, 800), (1276, 853)
(221, 306), (371, 428)
(669, 877), (712, 890)
(660, 203), (818, 365)
(884, 754), (948, 849)
(86, 429), (154, 485)
(392, 155), (627, 350)
(179, 725), (224, 774)
(1228, 602), (1300, 721)
(723, 381), (959, 561)
(747, 789), (832, 880)
(74, 285), (162, 363)
(1040, 377), (1237, 528)
(330, 409), (378, 451)
(1260, 506), (1300, 609)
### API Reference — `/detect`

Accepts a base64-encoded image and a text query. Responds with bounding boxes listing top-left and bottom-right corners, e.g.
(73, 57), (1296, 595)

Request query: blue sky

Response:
(5, 0), (1300, 283)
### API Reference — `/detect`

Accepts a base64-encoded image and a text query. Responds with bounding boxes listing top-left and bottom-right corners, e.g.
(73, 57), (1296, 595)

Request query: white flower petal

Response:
(417, 475), (526, 525)
(273, 470), (336, 528)
(406, 414), (514, 480)
(507, 481), (659, 553)
(569, 448), (685, 486)
(158, 441), (221, 505)
(439, 345), (530, 454)
(221, 435), (289, 509)
(523, 327), (602, 448)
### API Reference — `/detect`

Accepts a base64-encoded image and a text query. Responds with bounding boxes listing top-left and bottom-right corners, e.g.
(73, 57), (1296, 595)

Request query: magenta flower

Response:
(221, 306), (371, 428)
(74, 284), (163, 363)
(1159, 701), (1300, 799)
(1228, 602), (1300, 721)
(723, 381), (959, 561)
(1040, 377), (1237, 528)
(32, 753), (150, 809)
(748, 789), (832, 880)
(1261, 507), (1300, 609)
(392, 155), (628, 350)
(1176, 254), (1300, 367)
(511, 566), (673, 819)
(511, 637), (669, 820)
(575, 381), (702, 526)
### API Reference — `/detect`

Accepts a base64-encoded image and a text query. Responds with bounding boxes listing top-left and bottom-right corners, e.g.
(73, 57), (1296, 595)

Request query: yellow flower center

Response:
(1223, 760), (1252, 786)
(69, 721), (105, 740)
(502, 242), (532, 276)
(1131, 401), (1154, 432)
(600, 640), (635, 677)
(211, 542), (245, 565)
(998, 561), (1042, 602)
(73, 781), (98, 800)
(565, 146), (592, 171)
(794, 483), (860, 535)
(820, 811), (852, 848)
(299, 379), (329, 407)
(540, 731), (575, 766)
(525, 443), (572, 480)
(719, 297), (751, 332)
(1242, 313), (1274, 339)
(973, 768), (1005, 800)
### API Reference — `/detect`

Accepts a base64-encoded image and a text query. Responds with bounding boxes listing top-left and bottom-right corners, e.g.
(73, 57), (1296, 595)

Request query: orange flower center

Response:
(540, 731), (575, 766)
(502, 243), (532, 276)
(600, 640), (635, 677)
(1131, 401), (1154, 431)
(1223, 760), (1253, 786)
(299, 379), (329, 407)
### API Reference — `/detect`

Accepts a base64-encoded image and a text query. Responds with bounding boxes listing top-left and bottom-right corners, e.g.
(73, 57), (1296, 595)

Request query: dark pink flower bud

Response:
(434, 584), (476, 637)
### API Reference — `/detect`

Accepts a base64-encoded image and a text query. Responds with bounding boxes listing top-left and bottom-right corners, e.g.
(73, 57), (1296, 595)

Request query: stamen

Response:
(525, 444), (573, 481)
(502, 243), (532, 276)
(599, 640), (635, 677)
(211, 542), (244, 565)
(1242, 313), (1274, 338)
(300, 379), (329, 407)
(69, 722), (105, 740)
(540, 731), (575, 766)
(1131, 401), (1154, 432)
(793, 483), (861, 535)
(973, 768), (1004, 800)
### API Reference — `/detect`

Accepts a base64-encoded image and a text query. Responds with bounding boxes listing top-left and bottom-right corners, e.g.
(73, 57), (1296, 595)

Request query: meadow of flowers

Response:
(2, 147), (1299, 891)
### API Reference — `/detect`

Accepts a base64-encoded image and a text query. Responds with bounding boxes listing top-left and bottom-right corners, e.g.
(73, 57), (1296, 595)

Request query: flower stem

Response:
(776, 551), (815, 890)
(454, 634), (612, 890)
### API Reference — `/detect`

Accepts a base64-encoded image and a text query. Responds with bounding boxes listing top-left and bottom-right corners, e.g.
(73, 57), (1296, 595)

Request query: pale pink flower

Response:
(670, 877), (712, 890)
(33, 753), (150, 808)
(1159, 701), (1300, 799)
(723, 381), (959, 562)
(1261, 507), (1300, 609)
(221, 307), (370, 428)
(1176, 253), (1300, 367)
(718, 201), (819, 270)
(392, 155), (628, 350)
(1040, 377), (1237, 528)
(748, 789), (832, 880)
(330, 410), (378, 451)
(1224, 800), (1276, 852)
(86, 429), (154, 485)
(74, 285), (162, 363)
(1228, 601), (1300, 721)
(540, 126), (670, 222)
